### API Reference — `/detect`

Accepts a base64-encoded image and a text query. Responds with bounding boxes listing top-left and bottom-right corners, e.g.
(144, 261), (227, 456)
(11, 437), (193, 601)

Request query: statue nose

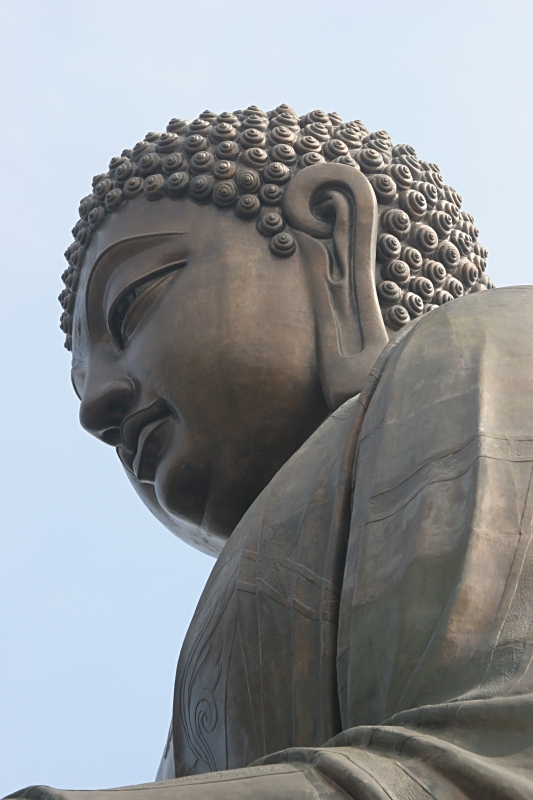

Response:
(79, 377), (135, 445)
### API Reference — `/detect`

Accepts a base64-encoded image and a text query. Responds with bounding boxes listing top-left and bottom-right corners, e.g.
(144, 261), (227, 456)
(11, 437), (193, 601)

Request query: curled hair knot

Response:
(270, 232), (296, 257)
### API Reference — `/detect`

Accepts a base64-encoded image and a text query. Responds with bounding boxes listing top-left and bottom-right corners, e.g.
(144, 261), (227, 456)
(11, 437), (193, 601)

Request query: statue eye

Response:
(110, 262), (185, 347)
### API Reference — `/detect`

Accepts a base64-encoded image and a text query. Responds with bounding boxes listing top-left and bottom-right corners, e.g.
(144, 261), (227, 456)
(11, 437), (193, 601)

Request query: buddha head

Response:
(61, 104), (492, 555)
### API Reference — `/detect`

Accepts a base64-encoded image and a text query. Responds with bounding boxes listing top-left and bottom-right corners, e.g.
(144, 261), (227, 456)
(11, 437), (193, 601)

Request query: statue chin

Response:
(123, 463), (225, 557)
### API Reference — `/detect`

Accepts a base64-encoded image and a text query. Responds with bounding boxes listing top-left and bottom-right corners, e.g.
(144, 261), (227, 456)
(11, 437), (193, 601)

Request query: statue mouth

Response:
(117, 400), (172, 481)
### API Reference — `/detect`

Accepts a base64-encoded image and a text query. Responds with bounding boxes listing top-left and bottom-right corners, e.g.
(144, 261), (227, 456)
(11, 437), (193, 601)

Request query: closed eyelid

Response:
(103, 244), (189, 320)
(109, 264), (185, 347)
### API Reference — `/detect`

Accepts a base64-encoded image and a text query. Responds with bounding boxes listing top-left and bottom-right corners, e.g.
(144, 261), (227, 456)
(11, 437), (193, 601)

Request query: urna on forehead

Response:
(59, 103), (493, 351)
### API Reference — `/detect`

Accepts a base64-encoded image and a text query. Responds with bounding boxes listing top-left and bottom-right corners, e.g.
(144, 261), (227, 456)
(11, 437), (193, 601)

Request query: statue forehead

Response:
(82, 197), (192, 268)
(80, 196), (264, 276)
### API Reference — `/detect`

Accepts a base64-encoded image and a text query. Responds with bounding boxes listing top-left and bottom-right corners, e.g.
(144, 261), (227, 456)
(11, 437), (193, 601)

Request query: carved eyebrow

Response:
(88, 231), (188, 281)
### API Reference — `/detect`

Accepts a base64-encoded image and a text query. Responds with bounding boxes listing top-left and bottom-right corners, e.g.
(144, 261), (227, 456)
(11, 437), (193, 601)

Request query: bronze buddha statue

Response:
(9, 104), (533, 800)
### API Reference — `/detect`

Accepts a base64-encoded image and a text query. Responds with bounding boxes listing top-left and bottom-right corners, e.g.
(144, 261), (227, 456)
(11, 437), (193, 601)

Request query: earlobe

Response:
(283, 164), (389, 410)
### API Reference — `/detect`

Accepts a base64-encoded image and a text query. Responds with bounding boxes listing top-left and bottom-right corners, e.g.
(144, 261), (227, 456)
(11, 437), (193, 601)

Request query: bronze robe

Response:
(155, 286), (533, 798)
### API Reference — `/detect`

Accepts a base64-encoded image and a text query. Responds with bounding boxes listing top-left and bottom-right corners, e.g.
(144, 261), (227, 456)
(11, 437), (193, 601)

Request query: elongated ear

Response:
(282, 163), (388, 410)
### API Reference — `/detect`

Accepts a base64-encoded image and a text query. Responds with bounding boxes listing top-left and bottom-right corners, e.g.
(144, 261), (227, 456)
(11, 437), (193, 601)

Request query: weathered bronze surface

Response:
(8, 105), (533, 799)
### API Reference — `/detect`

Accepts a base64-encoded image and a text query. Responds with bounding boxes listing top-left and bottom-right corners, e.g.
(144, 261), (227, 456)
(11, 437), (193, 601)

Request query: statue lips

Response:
(118, 400), (172, 482)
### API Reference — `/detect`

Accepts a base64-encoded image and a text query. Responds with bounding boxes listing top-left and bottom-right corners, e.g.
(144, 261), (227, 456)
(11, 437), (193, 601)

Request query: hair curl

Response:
(60, 104), (493, 350)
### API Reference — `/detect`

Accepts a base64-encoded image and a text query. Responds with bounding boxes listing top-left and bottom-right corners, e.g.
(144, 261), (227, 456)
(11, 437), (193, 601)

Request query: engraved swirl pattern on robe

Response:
(177, 587), (227, 775)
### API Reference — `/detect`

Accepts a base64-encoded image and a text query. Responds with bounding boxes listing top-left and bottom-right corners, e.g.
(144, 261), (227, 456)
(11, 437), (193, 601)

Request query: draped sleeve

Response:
(332, 285), (533, 796)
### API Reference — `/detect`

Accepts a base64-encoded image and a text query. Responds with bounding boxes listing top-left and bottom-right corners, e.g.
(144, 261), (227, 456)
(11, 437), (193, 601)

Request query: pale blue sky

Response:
(1, 0), (532, 795)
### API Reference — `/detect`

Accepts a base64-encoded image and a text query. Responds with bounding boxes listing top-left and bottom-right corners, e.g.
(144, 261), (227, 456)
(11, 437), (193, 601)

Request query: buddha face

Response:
(71, 198), (329, 554)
